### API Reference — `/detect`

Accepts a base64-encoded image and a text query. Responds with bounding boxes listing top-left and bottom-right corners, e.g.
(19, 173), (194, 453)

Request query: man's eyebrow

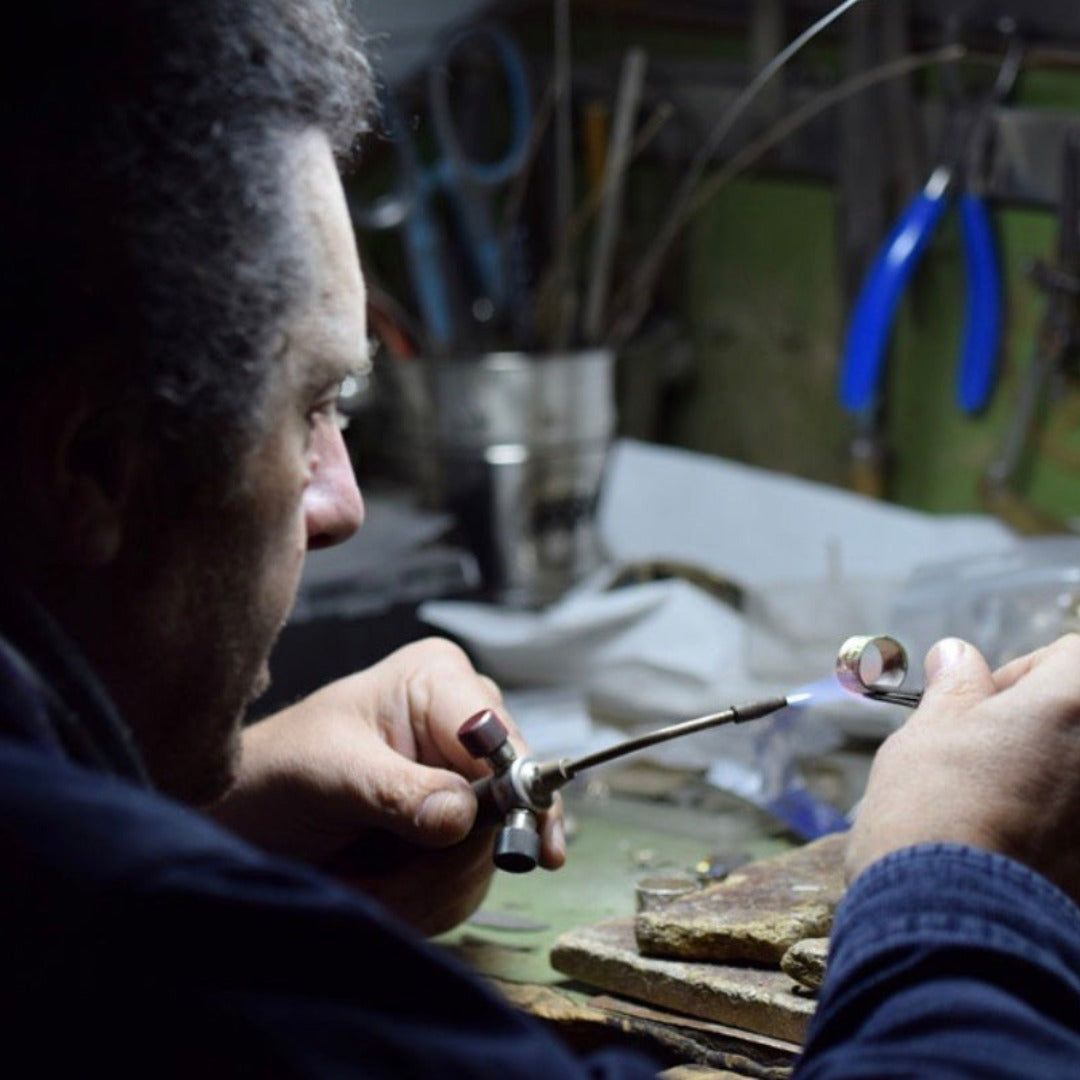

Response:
(300, 352), (365, 393)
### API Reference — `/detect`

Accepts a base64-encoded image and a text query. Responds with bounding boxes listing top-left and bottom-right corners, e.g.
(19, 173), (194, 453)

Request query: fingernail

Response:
(926, 637), (966, 680)
(418, 787), (472, 833)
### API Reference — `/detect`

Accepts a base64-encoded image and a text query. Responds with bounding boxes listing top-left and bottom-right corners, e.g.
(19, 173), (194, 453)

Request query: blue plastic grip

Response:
(359, 91), (458, 352)
(839, 181), (950, 412)
(402, 189), (456, 352)
(428, 25), (532, 187)
(426, 25), (534, 321)
(956, 193), (1001, 413)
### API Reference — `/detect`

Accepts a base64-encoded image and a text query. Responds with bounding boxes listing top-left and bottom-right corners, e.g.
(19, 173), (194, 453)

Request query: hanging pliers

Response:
(839, 36), (1023, 416)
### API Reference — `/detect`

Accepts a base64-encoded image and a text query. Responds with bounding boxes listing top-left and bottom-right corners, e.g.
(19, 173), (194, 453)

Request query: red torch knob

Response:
(458, 709), (510, 760)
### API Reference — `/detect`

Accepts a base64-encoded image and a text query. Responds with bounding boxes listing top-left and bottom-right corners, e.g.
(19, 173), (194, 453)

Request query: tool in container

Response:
(353, 24), (532, 355)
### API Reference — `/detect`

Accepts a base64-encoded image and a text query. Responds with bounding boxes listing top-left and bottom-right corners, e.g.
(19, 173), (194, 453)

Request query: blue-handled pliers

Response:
(839, 40), (1022, 416)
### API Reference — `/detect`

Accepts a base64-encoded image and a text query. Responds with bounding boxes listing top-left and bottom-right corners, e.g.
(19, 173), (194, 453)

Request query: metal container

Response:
(373, 349), (615, 608)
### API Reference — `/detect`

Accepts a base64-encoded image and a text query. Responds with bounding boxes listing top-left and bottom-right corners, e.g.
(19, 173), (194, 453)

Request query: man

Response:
(4, 2), (1080, 1077)
(0, 1), (649, 1074)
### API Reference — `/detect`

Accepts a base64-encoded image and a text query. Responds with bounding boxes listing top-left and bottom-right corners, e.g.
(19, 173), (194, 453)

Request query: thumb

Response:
(920, 637), (996, 709)
(357, 740), (477, 848)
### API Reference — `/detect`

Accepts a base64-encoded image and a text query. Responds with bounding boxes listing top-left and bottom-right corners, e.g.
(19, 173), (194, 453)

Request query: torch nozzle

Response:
(549, 694), (793, 779)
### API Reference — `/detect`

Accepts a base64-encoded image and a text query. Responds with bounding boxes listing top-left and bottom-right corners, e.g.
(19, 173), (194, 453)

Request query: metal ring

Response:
(835, 635), (909, 694)
(635, 873), (700, 913)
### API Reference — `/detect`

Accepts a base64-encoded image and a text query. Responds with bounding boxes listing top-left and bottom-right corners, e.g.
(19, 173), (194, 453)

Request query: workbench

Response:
(271, 446), (1016, 1073)
(437, 749), (872, 1079)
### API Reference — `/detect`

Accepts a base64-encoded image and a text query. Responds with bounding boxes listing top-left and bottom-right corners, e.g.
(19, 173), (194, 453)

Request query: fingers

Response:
(478, 673), (503, 701)
(992, 632), (1080, 694)
(917, 637), (996, 715)
(353, 737), (477, 848)
(366, 637), (570, 870)
(538, 794), (567, 870)
(381, 638), (510, 775)
(844, 638), (996, 883)
(846, 632), (1080, 893)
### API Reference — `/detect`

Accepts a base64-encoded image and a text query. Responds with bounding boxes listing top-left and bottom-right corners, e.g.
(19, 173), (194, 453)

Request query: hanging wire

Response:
(683, 44), (967, 223)
(606, 0), (877, 347)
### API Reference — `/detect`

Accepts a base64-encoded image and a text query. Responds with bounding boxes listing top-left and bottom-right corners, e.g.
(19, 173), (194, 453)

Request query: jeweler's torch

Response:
(458, 693), (803, 873)
(462, 633), (924, 873)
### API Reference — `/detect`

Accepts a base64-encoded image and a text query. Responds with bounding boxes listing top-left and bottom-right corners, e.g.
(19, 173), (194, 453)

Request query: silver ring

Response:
(835, 635), (909, 694)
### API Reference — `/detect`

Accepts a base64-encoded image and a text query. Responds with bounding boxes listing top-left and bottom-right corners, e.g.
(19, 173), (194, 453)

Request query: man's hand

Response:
(846, 633), (1080, 903)
(211, 638), (566, 935)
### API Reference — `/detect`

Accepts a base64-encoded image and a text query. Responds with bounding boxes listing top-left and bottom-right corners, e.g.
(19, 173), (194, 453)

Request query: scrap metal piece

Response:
(780, 936), (830, 992)
(635, 874), (701, 913)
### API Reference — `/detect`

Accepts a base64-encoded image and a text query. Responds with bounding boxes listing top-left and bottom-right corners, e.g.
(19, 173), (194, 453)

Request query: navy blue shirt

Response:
(0, 584), (657, 1077)
(795, 844), (1080, 1078)
(4, 579), (1080, 1075)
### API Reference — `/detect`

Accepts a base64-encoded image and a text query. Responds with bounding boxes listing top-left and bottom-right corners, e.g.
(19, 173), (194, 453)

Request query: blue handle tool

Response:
(840, 169), (949, 413)
(353, 26), (533, 355)
(368, 92), (460, 353)
(428, 25), (533, 318)
(839, 167), (1002, 416)
(957, 191), (1001, 413)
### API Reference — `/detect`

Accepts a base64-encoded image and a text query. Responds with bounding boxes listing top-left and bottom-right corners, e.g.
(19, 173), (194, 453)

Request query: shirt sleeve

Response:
(112, 851), (664, 1080)
(793, 843), (1080, 1079)
(0, 734), (659, 1080)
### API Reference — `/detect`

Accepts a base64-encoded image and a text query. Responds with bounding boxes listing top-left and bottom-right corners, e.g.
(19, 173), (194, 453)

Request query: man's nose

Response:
(304, 423), (364, 549)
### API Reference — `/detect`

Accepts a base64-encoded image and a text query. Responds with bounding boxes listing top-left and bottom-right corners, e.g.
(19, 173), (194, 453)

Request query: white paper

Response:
(597, 439), (1016, 588)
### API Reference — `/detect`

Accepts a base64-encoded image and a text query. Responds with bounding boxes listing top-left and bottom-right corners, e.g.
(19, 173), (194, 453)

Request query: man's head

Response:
(1, 0), (375, 802)
(3, 0), (373, 479)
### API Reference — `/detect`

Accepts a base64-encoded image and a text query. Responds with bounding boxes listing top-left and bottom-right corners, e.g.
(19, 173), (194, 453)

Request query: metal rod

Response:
(563, 694), (793, 777)
(550, 0), (575, 347)
(607, 0), (875, 347)
(582, 47), (648, 343)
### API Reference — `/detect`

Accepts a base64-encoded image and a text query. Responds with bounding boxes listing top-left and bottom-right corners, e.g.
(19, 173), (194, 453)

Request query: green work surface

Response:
(438, 779), (792, 988)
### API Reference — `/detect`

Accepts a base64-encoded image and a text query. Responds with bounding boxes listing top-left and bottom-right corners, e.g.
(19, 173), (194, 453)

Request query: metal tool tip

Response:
(785, 691), (812, 706)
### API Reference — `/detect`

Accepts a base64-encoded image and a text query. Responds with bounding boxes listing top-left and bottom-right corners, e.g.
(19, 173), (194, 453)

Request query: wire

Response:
(550, 0), (575, 348)
(606, 0), (877, 348)
(684, 45), (966, 224)
(606, 42), (973, 347)
(561, 695), (791, 777)
(532, 99), (675, 345)
(501, 77), (556, 233)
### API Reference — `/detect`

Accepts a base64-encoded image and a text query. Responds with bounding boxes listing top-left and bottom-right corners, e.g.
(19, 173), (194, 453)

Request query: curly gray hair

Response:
(2, 0), (374, 488)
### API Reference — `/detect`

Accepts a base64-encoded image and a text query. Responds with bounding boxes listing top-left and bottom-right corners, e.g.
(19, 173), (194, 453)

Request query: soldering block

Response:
(780, 936), (830, 992)
(550, 917), (815, 1044)
(633, 832), (846, 965)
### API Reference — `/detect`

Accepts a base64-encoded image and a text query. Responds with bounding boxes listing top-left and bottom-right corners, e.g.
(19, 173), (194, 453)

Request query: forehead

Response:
(278, 128), (367, 389)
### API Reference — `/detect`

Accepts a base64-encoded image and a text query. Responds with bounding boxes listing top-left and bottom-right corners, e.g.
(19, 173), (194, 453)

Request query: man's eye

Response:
(309, 397), (350, 433)
(331, 403), (350, 432)
(308, 369), (370, 437)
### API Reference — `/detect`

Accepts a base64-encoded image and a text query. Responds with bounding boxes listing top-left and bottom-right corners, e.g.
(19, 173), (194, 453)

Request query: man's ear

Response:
(18, 379), (143, 569)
